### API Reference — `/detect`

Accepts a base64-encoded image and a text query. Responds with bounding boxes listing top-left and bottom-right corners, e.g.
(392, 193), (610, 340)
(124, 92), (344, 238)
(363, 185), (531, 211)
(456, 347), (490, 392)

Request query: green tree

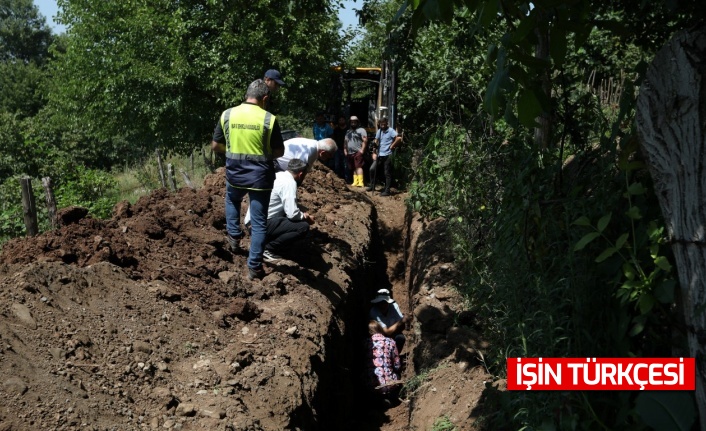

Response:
(0, 0), (52, 63)
(50, 0), (343, 164)
(344, 0), (406, 67)
(362, 0), (701, 428)
(0, 0), (53, 116)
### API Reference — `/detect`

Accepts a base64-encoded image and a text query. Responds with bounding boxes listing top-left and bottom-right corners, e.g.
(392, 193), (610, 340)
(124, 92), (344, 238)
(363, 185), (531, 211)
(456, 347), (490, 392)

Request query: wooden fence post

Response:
(202, 147), (214, 173)
(167, 163), (177, 191)
(42, 177), (58, 230)
(155, 148), (166, 188)
(180, 169), (195, 188)
(19, 176), (38, 236)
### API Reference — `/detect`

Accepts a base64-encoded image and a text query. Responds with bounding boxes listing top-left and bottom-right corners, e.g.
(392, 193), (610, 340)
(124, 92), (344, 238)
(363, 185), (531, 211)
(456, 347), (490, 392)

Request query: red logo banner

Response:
(506, 357), (695, 390)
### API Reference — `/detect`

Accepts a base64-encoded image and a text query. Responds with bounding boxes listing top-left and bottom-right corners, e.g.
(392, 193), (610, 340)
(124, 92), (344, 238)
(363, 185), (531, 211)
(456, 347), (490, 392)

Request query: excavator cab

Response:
(328, 63), (396, 135)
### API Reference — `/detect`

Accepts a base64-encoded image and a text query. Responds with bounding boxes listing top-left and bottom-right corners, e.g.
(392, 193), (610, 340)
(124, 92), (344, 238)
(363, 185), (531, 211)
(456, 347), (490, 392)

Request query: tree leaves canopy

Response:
(50, 0), (343, 159)
(0, 0), (53, 63)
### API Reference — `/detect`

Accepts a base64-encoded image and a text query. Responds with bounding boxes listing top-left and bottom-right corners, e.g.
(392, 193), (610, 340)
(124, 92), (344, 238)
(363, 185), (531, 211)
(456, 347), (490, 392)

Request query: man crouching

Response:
(245, 158), (314, 263)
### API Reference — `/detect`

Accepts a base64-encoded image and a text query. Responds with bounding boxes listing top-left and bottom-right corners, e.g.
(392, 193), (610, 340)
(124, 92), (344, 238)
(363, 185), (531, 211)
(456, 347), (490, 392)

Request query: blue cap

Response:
(264, 69), (285, 86)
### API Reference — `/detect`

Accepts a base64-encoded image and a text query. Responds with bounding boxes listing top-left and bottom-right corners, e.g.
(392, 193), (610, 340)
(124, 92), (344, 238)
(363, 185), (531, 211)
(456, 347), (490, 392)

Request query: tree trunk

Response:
(42, 177), (58, 230)
(533, 10), (552, 150)
(19, 176), (38, 236)
(636, 26), (706, 429)
(202, 147), (214, 173)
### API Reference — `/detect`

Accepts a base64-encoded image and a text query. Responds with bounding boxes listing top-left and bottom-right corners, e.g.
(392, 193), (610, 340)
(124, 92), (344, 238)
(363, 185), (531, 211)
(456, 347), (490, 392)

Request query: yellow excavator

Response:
(327, 60), (397, 134)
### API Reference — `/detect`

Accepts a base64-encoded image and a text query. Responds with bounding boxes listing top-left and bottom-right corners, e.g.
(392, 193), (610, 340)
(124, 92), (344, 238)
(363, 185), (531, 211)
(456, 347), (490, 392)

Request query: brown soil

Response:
(0, 165), (492, 431)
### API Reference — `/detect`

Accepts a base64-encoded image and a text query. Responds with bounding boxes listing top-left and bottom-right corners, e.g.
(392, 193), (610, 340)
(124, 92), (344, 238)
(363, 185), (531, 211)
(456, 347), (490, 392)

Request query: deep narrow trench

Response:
(307, 193), (413, 431)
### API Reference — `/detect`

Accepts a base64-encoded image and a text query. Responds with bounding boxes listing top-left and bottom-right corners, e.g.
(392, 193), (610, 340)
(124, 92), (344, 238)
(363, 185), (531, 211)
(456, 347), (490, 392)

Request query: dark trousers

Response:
(334, 149), (346, 179)
(370, 155), (393, 191)
(265, 216), (309, 253)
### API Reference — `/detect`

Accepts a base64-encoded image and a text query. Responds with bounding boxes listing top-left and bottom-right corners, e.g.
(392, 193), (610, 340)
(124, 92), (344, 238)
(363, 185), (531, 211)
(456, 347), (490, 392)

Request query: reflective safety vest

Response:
(221, 103), (275, 161)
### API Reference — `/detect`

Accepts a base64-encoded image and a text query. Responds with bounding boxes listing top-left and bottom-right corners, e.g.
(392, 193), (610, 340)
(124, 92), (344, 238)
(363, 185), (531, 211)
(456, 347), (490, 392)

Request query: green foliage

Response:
(50, 0), (343, 159)
(408, 123), (501, 251)
(390, 145), (413, 189)
(403, 0), (699, 140)
(396, 14), (496, 133)
(0, 112), (29, 178)
(0, 0), (53, 119)
(344, 0), (407, 67)
(277, 113), (316, 139)
(393, 1), (693, 427)
(431, 416), (457, 431)
(54, 163), (118, 219)
(0, 144), (119, 246)
(569, 166), (680, 356)
(0, 0), (53, 63)
(401, 365), (445, 397)
(635, 392), (696, 431)
(0, 60), (47, 116)
(116, 148), (214, 200)
(0, 175), (32, 242)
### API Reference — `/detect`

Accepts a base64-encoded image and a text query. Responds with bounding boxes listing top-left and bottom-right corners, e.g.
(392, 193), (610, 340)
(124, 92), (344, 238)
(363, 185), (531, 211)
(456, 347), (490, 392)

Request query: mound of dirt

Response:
(1, 164), (495, 431)
(0, 166), (375, 430)
(403, 215), (493, 431)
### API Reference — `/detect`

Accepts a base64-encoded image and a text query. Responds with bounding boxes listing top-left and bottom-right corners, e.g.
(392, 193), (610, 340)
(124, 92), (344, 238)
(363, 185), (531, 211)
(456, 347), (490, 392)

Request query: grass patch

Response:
(114, 147), (215, 203)
(401, 364), (448, 398)
(432, 416), (457, 431)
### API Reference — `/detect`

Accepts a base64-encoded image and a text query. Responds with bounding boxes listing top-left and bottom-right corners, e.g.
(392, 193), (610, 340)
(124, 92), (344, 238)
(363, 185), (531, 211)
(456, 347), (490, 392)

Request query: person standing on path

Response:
(313, 111), (334, 141)
(332, 115), (348, 179)
(368, 117), (402, 196)
(313, 111), (335, 170)
(263, 69), (285, 93)
(344, 115), (368, 187)
(211, 79), (284, 280)
(263, 69), (285, 112)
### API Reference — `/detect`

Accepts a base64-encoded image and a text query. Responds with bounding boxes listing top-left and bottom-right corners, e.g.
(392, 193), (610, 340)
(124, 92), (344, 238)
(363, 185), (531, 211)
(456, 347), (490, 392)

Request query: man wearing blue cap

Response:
(264, 69), (285, 93)
(263, 69), (285, 112)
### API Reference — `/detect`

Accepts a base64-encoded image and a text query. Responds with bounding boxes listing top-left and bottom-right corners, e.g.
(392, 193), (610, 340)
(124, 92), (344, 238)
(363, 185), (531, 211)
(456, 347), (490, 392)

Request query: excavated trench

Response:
(290, 187), (418, 431)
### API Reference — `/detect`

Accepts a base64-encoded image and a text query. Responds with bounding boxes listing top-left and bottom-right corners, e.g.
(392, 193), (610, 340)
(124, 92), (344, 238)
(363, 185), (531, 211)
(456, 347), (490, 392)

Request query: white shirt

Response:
(369, 302), (404, 329)
(244, 171), (304, 225)
(277, 138), (319, 172)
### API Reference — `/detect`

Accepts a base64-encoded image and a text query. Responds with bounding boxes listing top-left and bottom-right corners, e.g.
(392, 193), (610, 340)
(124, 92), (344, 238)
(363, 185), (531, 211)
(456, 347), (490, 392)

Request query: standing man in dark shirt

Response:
(332, 115), (348, 179)
(211, 79), (285, 280)
(263, 69), (285, 94)
(263, 69), (285, 112)
(345, 115), (368, 187)
(370, 117), (401, 196)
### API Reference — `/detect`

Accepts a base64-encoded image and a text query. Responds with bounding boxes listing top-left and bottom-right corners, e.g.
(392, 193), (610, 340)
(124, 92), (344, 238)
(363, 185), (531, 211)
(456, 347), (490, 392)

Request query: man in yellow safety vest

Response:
(211, 79), (285, 280)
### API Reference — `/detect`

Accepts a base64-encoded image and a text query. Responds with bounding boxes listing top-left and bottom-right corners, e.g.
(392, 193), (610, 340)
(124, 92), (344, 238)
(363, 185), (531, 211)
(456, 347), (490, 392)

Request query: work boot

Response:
(380, 190), (390, 197)
(226, 234), (241, 252)
(248, 266), (265, 280)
